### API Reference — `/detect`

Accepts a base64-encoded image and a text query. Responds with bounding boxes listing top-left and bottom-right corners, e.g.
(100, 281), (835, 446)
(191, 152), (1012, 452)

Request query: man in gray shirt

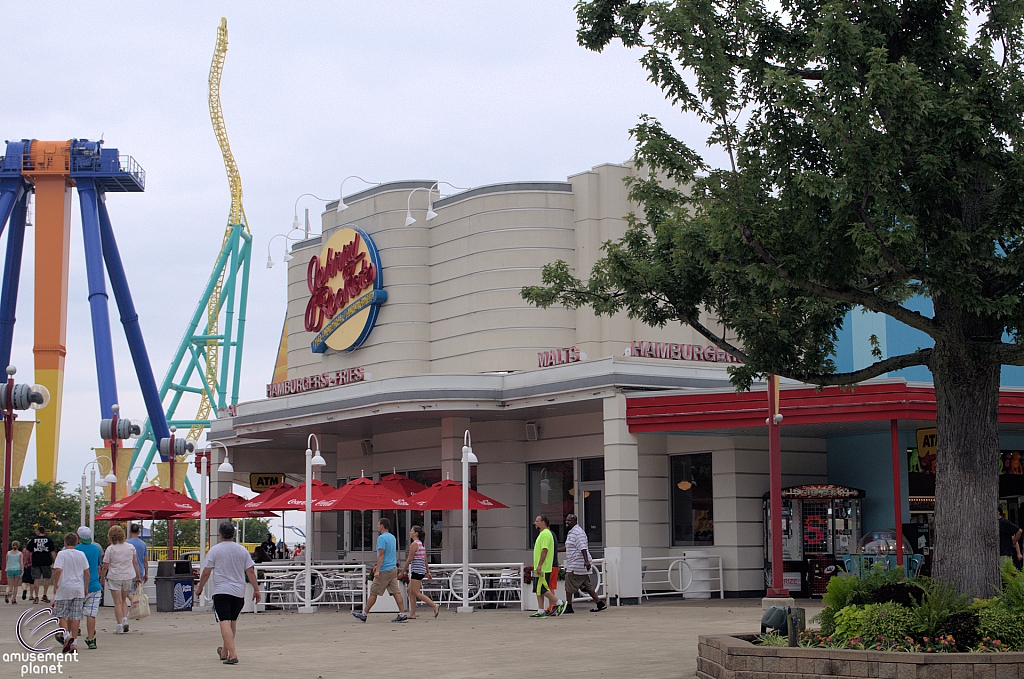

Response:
(196, 522), (261, 665)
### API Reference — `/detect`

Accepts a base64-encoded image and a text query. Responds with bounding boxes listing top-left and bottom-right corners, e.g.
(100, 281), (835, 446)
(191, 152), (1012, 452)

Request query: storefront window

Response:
(350, 510), (375, 552)
(580, 457), (604, 482)
(529, 460), (574, 546)
(408, 468), (443, 552)
(671, 453), (714, 546)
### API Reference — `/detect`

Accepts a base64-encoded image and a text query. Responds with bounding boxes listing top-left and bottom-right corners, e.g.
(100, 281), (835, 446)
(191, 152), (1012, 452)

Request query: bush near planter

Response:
(766, 559), (1024, 653)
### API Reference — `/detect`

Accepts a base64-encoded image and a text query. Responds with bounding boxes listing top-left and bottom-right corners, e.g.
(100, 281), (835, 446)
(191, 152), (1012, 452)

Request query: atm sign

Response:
(250, 474), (284, 492)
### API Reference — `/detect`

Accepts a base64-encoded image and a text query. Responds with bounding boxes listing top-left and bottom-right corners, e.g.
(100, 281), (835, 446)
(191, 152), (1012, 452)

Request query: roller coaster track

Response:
(129, 18), (252, 494)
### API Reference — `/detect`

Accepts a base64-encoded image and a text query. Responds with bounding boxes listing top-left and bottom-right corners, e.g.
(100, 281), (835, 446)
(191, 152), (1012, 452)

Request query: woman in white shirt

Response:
(101, 525), (142, 634)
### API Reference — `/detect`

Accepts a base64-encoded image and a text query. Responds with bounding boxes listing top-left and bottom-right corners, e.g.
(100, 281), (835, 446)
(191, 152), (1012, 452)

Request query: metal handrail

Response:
(641, 554), (725, 599)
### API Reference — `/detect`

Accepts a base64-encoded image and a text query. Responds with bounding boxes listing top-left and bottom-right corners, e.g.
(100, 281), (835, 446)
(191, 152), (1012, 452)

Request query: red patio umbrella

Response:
(314, 477), (413, 511)
(257, 479), (336, 511)
(237, 481), (294, 511)
(408, 479), (508, 511)
(167, 493), (280, 520)
(379, 473), (428, 498)
(94, 486), (201, 520)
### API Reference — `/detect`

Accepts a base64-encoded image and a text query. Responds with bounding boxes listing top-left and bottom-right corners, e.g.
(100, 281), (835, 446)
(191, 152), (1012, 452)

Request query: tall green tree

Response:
(524, 0), (1024, 597)
(2, 481), (82, 548)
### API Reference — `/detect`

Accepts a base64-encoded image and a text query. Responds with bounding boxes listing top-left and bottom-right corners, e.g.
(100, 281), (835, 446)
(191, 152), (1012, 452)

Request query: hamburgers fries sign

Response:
(305, 227), (387, 353)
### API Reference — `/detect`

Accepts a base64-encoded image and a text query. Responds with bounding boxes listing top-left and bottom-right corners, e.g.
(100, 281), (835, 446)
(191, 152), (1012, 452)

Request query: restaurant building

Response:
(209, 162), (1024, 601)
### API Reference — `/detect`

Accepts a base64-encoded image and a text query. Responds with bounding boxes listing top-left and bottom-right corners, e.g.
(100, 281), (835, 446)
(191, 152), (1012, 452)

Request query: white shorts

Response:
(107, 578), (134, 592)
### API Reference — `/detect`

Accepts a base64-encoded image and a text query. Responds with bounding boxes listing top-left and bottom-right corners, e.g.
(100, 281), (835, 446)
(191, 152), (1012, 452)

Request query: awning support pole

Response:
(766, 375), (789, 597)
(891, 419), (904, 568)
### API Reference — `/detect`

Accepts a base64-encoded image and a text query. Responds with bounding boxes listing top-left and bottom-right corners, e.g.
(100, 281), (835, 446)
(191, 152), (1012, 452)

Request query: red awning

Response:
(626, 381), (1024, 432)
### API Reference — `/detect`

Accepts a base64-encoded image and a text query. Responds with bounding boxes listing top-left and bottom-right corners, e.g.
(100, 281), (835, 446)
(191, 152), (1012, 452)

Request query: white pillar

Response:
(603, 392), (642, 604)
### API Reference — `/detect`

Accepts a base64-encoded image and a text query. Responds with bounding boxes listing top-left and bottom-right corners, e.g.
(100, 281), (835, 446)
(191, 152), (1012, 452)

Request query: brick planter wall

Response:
(698, 633), (1024, 679)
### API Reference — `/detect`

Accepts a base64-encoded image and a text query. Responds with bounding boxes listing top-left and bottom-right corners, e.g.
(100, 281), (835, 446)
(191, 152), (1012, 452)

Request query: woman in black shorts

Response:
(400, 526), (439, 618)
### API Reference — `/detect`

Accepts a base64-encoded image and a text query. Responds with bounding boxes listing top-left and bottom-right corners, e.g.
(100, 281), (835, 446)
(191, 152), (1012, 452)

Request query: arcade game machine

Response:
(764, 484), (864, 597)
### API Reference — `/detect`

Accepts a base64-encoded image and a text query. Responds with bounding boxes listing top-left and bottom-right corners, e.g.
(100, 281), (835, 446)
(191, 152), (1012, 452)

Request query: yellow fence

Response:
(147, 543), (261, 562)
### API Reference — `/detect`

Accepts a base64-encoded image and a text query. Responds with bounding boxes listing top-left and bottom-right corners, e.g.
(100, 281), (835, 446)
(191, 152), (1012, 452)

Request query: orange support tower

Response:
(22, 141), (73, 482)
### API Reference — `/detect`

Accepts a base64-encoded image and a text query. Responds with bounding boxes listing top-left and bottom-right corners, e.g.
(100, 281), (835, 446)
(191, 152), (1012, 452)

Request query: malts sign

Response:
(305, 227), (387, 353)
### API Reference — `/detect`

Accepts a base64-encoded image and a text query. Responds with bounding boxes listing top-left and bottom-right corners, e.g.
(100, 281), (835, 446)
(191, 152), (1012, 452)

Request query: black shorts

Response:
(212, 594), (245, 622)
(410, 572), (425, 580)
(31, 566), (51, 580)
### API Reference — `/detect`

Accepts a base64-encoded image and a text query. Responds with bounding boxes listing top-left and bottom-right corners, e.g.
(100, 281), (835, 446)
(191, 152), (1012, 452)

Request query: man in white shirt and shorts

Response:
(562, 514), (606, 614)
(52, 532), (90, 653)
(196, 522), (261, 665)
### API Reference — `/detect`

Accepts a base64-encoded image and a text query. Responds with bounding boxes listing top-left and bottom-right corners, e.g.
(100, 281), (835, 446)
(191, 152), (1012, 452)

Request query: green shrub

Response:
(873, 582), (924, 607)
(833, 605), (868, 641)
(937, 611), (980, 651)
(818, 565), (911, 634)
(973, 599), (1024, 649)
(862, 603), (916, 643)
(912, 580), (967, 638)
(757, 631), (789, 647)
(998, 558), (1024, 613)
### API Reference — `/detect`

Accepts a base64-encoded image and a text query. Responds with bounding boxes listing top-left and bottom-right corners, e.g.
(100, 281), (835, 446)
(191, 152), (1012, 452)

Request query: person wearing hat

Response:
(75, 527), (103, 649)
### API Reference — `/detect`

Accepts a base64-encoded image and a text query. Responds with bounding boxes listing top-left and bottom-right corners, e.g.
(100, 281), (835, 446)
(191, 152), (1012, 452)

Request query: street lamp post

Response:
(1, 366), (49, 587)
(459, 430), (478, 614)
(81, 460), (111, 528)
(300, 433), (326, 614)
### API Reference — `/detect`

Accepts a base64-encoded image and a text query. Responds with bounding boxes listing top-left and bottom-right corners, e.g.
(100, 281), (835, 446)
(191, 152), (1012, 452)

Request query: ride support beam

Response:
(0, 190), (29, 369)
(77, 182), (119, 414)
(96, 198), (171, 447)
(32, 175), (72, 482)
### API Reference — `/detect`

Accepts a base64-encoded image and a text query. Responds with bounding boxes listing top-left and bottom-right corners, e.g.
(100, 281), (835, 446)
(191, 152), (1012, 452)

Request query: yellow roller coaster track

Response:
(191, 17), (250, 442)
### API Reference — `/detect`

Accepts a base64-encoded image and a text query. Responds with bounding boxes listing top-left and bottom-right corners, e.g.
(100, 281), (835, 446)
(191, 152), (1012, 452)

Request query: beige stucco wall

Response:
(283, 163), (723, 382)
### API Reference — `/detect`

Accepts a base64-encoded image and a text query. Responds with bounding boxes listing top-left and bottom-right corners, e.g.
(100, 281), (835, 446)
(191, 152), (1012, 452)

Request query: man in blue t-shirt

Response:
(74, 527), (103, 649)
(352, 517), (407, 623)
(126, 524), (149, 587)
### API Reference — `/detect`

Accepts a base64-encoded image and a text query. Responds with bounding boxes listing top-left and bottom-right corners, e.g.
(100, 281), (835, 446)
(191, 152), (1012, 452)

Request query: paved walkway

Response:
(0, 597), (823, 679)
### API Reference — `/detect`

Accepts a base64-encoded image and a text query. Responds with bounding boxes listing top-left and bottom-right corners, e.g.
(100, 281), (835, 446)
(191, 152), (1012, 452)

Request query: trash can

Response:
(681, 550), (714, 599)
(155, 560), (194, 612)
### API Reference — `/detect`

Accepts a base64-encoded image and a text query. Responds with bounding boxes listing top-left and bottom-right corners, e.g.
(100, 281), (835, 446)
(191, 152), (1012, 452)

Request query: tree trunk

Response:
(930, 335), (1002, 599)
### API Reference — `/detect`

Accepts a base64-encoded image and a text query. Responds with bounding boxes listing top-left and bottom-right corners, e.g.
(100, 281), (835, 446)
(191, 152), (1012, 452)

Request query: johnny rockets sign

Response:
(305, 227), (387, 353)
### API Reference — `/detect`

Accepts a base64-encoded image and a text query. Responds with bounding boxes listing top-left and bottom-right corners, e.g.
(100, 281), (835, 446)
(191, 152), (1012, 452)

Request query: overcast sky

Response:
(3, 2), (713, 494)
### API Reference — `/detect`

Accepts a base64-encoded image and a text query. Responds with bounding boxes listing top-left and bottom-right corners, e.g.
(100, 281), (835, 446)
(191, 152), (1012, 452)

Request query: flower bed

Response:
(696, 560), (1024, 678)
(697, 633), (1024, 679)
(791, 559), (1024, 653)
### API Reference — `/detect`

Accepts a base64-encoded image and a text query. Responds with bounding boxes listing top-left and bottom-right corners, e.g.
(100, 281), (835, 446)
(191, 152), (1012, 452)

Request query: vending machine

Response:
(764, 485), (865, 596)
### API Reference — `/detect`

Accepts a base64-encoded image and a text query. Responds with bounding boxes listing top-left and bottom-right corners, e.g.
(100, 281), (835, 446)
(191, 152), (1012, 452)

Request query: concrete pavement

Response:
(0, 597), (823, 679)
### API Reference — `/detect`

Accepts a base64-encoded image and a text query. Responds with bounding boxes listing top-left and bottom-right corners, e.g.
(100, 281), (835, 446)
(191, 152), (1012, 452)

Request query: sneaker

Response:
(85, 637), (97, 650)
(563, 605), (575, 614)
(5, 594), (8, 603)
(114, 624), (123, 634)
(352, 612), (367, 622)
(529, 610), (546, 618)
(41, 596), (49, 603)
(62, 637), (75, 654)
(55, 632), (65, 645)
(122, 621), (129, 633)
(21, 590), (26, 600)
(391, 614), (408, 623)
(555, 600), (567, 616)
(591, 601), (608, 612)
(33, 598), (39, 605)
